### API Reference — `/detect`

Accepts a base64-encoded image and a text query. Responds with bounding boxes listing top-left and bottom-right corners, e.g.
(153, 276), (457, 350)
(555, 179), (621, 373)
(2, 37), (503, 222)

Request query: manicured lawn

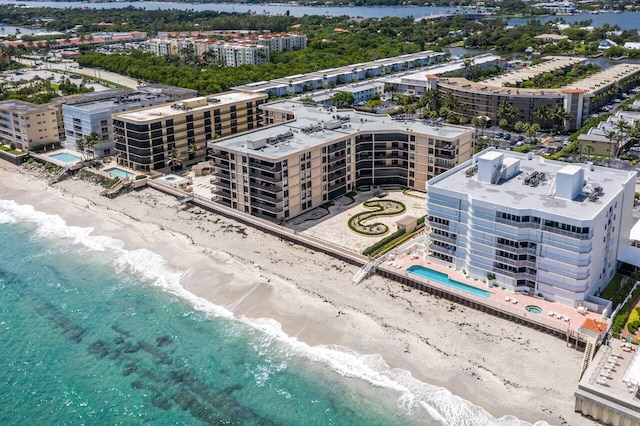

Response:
(601, 274), (624, 301)
(0, 145), (25, 155)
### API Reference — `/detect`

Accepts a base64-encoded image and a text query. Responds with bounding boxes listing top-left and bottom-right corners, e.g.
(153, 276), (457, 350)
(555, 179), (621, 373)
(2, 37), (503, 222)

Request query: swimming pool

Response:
(105, 167), (133, 178)
(406, 265), (492, 299)
(50, 153), (81, 163)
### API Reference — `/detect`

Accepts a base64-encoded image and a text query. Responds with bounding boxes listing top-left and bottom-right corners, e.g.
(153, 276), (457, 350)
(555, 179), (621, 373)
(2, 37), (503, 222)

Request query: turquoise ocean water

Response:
(0, 199), (530, 426)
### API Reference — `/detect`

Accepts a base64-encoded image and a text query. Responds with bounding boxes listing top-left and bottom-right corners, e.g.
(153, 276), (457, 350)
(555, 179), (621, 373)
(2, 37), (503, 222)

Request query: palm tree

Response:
(525, 123), (540, 143)
(84, 131), (100, 159)
(583, 144), (594, 161)
(533, 105), (550, 127)
(605, 129), (617, 164)
(422, 89), (440, 111)
(167, 148), (181, 171)
(76, 136), (87, 160)
(462, 57), (475, 80)
(550, 106), (572, 132)
(442, 93), (462, 113)
(496, 100), (519, 124)
(614, 119), (631, 158)
(188, 142), (198, 160)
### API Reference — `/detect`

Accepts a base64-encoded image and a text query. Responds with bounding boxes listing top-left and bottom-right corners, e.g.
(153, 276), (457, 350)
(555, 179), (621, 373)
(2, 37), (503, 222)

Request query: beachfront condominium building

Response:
(113, 90), (268, 172)
(62, 85), (197, 158)
(207, 101), (474, 220)
(0, 100), (59, 150)
(429, 61), (640, 131)
(425, 149), (637, 307)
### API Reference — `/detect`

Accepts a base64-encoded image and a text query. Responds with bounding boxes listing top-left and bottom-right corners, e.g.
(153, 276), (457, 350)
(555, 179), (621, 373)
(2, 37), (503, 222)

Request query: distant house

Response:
(598, 39), (618, 50)
(623, 42), (640, 50)
(534, 34), (569, 43)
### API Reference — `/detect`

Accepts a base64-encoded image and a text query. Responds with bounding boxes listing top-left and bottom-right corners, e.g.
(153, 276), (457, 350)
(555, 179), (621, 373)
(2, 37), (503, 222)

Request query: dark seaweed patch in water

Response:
(156, 335), (172, 347)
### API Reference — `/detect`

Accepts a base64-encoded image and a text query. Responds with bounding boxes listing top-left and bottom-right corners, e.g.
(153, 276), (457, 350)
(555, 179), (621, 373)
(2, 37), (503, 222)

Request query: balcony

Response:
(435, 151), (455, 160)
(212, 151), (230, 160)
(251, 172), (281, 183)
(495, 243), (537, 256)
(430, 233), (457, 245)
(435, 142), (455, 150)
(213, 187), (232, 199)
(492, 268), (537, 282)
(250, 180), (281, 193)
(251, 199), (281, 214)
(250, 190), (283, 203)
(328, 160), (347, 171)
(249, 162), (281, 173)
(541, 225), (591, 240)
(493, 256), (537, 268)
(427, 220), (450, 231)
(213, 180), (231, 190)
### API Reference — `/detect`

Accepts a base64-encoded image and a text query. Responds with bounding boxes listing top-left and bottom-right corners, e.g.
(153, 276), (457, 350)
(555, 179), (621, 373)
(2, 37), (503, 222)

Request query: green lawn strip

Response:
(0, 145), (25, 155)
(600, 274), (624, 302)
(363, 229), (406, 256)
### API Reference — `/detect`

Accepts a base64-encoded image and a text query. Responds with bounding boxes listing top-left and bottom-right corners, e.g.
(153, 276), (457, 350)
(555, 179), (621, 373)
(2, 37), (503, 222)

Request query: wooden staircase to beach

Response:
(579, 337), (597, 379)
(100, 178), (133, 198)
(47, 165), (71, 186)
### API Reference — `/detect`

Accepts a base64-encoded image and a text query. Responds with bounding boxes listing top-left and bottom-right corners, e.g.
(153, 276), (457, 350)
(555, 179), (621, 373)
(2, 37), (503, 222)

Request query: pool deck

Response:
(384, 252), (603, 334)
(36, 149), (84, 168)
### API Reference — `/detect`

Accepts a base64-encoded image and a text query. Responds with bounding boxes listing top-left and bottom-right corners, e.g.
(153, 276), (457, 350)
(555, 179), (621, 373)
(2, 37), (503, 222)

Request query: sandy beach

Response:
(0, 162), (595, 425)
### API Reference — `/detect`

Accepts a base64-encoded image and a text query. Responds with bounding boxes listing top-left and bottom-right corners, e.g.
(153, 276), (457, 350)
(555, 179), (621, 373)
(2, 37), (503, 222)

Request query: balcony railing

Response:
(495, 243), (537, 256)
(251, 200), (281, 214)
(493, 256), (537, 269)
(427, 220), (450, 231)
(430, 234), (457, 245)
(541, 225), (592, 240)
(250, 190), (283, 203)
(492, 268), (537, 282)
(250, 172), (281, 184)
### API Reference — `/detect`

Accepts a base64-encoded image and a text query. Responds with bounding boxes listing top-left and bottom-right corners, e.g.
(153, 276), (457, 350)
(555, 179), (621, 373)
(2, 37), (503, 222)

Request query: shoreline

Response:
(0, 162), (595, 425)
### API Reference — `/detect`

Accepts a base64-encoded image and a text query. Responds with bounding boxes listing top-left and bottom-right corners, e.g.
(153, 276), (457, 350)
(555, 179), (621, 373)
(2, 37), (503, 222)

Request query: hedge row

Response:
(611, 271), (640, 336)
(348, 200), (406, 236)
(363, 229), (406, 257)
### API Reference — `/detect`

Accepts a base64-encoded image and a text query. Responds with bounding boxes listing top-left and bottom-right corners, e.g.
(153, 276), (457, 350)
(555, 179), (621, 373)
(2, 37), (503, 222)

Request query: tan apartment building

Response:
(430, 62), (640, 131)
(208, 101), (474, 221)
(112, 90), (268, 172)
(0, 100), (59, 150)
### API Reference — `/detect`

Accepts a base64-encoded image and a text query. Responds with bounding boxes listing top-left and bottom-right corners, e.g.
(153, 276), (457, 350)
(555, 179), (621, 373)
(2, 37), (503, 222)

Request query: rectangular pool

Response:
(105, 167), (134, 178)
(50, 152), (81, 163)
(406, 265), (492, 299)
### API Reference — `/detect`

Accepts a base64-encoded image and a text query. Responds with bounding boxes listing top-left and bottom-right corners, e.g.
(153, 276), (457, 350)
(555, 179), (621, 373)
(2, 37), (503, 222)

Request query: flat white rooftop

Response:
(211, 102), (472, 159)
(429, 149), (637, 220)
(114, 91), (264, 122)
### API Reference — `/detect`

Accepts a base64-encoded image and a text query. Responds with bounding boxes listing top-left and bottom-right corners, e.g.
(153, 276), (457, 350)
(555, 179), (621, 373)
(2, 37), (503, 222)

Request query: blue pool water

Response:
(105, 167), (134, 178)
(406, 266), (492, 299)
(50, 152), (81, 163)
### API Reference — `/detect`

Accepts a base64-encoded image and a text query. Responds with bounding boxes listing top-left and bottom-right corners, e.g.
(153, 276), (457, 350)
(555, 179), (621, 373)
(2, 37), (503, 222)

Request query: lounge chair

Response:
(548, 311), (555, 316)
(512, 299), (518, 304)
(505, 297), (511, 302)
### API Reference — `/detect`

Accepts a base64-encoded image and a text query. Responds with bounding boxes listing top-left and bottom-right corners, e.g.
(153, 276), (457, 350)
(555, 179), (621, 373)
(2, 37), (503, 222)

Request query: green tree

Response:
(330, 91), (355, 107)
(167, 148), (181, 171)
(496, 100), (520, 125)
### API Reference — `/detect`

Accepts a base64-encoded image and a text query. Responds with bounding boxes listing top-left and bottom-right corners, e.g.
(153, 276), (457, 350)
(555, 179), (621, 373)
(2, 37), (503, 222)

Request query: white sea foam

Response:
(0, 198), (549, 426)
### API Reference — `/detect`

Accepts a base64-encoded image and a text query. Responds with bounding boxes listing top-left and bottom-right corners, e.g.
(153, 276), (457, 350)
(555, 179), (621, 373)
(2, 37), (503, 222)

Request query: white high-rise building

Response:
(425, 149), (637, 307)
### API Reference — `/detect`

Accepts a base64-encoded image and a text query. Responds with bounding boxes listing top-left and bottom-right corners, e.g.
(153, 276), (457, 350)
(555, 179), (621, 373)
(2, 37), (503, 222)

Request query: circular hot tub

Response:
(525, 305), (542, 314)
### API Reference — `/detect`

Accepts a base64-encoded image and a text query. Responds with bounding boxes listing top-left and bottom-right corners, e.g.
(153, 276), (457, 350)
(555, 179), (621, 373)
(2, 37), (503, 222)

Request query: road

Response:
(17, 58), (140, 89)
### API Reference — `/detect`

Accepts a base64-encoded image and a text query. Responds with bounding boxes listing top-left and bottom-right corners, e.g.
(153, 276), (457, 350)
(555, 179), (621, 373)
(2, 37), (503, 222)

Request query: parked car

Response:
(503, 133), (511, 140)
